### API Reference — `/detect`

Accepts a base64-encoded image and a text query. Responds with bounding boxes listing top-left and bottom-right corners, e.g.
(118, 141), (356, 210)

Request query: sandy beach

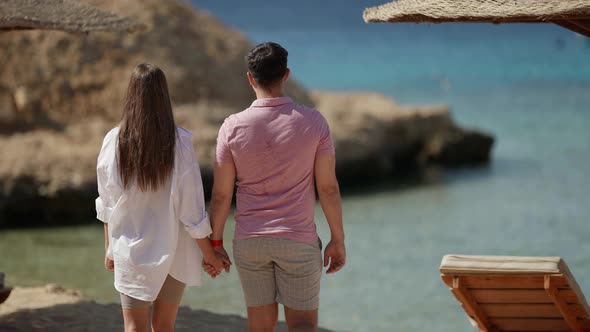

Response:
(0, 285), (333, 332)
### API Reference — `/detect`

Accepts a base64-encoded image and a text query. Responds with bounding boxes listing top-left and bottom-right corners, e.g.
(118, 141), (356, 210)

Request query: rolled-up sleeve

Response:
(96, 165), (116, 223)
(177, 148), (213, 239)
(95, 197), (109, 223)
(316, 112), (335, 156)
(215, 119), (234, 164)
(96, 129), (121, 224)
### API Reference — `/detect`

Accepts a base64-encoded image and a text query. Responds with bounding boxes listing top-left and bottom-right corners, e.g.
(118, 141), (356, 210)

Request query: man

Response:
(208, 42), (346, 332)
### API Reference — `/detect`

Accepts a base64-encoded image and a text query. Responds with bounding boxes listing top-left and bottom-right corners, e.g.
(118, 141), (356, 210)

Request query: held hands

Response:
(104, 249), (230, 277)
(324, 239), (346, 274)
(202, 247), (232, 278)
(104, 255), (114, 272)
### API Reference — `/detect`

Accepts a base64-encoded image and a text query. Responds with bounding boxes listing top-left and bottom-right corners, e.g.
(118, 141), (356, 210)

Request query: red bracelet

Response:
(210, 239), (223, 247)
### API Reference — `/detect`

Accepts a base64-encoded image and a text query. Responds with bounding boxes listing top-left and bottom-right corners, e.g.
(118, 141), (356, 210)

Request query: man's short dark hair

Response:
(246, 42), (288, 89)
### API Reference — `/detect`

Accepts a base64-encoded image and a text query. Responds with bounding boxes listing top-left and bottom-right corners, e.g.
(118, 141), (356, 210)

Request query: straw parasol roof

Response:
(0, 0), (145, 33)
(363, 0), (590, 38)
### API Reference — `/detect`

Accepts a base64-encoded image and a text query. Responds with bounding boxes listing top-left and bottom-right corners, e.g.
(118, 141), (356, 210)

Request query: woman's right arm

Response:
(195, 238), (226, 276)
(177, 144), (229, 274)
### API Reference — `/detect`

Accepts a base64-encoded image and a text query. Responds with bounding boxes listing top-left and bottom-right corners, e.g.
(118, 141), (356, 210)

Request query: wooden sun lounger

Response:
(440, 255), (590, 332)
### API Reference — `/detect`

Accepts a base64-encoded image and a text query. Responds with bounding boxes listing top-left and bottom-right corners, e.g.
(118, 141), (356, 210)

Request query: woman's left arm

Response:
(103, 224), (114, 272)
(96, 129), (120, 273)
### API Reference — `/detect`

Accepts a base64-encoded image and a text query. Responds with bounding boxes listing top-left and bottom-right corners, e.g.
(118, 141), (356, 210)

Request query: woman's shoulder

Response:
(176, 127), (192, 139)
(98, 127), (120, 154)
(97, 127), (120, 170)
(176, 127), (193, 148)
(175, 128), (199, 174)
(102, 127), (120, 144)
(175, 127), (196, 157)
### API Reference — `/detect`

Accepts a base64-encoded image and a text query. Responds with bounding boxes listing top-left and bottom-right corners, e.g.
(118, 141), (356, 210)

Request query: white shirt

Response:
(96, 127), (212, 301)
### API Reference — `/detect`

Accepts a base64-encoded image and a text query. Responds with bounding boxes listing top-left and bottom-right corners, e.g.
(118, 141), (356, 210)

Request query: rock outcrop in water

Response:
(0, 0), (493, 225)
(313, 92), (493, 180)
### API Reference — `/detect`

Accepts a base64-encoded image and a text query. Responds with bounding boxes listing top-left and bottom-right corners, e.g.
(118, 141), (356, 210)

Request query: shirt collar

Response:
(251, 96), (293, 108)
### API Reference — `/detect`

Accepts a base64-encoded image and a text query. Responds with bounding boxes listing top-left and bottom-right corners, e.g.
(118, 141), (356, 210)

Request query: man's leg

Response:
(247, 303), (279, 332)
(275, 238), (323, 332)
(234, 238), (278, 332)
(284, 307), (318, 332)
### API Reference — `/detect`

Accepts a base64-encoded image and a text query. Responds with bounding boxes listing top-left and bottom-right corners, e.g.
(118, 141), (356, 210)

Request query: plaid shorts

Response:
(233, 237), (323, 311)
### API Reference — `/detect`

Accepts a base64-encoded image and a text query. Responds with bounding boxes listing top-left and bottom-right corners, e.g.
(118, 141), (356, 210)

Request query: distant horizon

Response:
(191, 0), (589, 99)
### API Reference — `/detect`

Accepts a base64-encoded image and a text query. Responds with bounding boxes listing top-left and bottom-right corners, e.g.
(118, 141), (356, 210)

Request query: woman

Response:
(96, 63), (227, 332)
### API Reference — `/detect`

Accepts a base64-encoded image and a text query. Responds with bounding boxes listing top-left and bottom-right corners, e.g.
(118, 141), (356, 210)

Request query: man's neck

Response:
(254, 87), (284, 100)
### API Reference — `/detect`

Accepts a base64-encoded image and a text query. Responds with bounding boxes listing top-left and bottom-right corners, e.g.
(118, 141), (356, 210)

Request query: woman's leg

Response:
(152, 301), (180, 332)
(122, 308), (150, 332)
(151, 275), (186, 332)
(120, 294), (151, 332)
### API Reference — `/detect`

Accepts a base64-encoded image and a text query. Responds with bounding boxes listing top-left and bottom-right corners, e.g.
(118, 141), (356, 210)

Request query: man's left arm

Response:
(208, 161), (236, 272)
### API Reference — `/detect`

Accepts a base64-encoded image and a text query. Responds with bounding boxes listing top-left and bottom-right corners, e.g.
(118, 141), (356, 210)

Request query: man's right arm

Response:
(315, 153), (346, 274)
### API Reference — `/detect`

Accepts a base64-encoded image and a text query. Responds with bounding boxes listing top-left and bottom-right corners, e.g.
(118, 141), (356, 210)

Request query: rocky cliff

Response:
(0, 0), (312, 132)
(0, 0), (493, 225)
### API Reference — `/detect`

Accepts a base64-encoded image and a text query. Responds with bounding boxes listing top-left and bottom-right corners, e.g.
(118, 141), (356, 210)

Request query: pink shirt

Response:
(216, 97), (335, 244)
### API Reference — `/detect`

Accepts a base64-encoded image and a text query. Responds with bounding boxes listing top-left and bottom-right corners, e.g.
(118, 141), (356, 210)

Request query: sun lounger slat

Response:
(545, 275), (582, 332)
(491, 318), (570, 331)
(482, 304), (563, 318)
(469, 289), (581, 304)
(451, 276), (494, 331)
(471, 289), (579, 304)
(578, 320), (590, 330)
(473, 290), (554, 304)
(442, 275), (569, 289)
(562, 290), (584, 305)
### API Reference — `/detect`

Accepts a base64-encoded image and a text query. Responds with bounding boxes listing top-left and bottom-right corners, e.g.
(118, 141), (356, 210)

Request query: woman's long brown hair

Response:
(118, 63), (176, 192)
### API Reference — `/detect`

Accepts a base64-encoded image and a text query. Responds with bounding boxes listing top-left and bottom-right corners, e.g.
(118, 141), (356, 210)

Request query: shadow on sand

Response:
(0, 301), (335, 332)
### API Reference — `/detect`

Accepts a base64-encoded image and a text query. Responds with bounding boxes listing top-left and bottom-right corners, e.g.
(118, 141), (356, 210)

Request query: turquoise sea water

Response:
(192, 2), (590, 331)
(1, 2), (589, 332)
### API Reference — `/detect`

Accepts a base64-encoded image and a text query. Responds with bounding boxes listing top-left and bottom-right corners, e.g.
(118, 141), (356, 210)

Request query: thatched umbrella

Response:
(0, 0), (145, 33)
(363, 0), (590, 38)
